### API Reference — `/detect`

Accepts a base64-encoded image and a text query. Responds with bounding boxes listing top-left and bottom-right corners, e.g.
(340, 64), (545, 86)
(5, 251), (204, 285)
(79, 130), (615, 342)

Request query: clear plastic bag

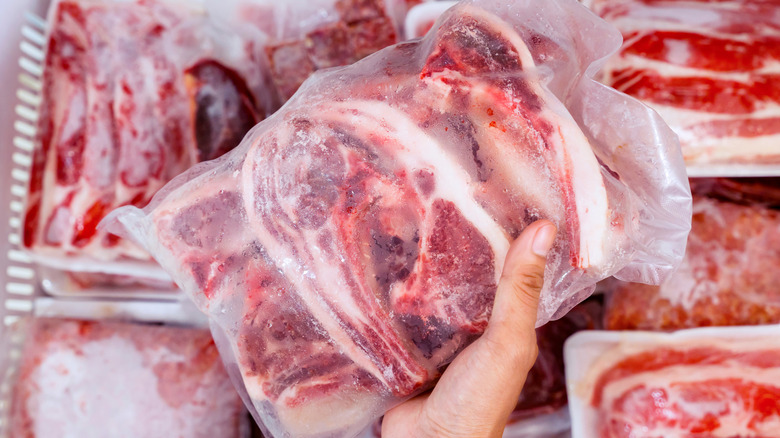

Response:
(105, 0), (691, 436)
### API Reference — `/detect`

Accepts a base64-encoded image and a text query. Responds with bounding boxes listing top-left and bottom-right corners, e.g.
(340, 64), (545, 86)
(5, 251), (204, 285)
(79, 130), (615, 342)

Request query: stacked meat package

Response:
(5, 0), (776, 437)
(564, 1), (780, 437)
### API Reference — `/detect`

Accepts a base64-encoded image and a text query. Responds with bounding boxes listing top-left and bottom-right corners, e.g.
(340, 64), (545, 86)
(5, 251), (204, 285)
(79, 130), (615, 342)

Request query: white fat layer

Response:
(645, 104), (780, 161)
(609, 53), (780, 81)
(460, 4), (608, 268)
(535, 95), (608, 269)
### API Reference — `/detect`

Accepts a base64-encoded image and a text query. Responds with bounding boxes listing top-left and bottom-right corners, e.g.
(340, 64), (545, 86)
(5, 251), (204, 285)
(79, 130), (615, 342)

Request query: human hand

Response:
(382, 220), (557, 438)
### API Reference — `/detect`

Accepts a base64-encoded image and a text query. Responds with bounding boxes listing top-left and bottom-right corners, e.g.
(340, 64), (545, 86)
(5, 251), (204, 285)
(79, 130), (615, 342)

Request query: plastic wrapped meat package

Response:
(205, 0), (413, 102)
(565, 326), (780, 437)
(606, 195), (780, 330)
(21, 0), (274, 281)
(587, 0), (780, 174)
(104, 0), (691, 436)
(3, 318), (249, 437)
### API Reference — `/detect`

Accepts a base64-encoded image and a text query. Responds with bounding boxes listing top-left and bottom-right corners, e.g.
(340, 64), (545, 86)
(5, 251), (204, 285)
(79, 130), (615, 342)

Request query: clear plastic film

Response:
(104, 0), (691, 436)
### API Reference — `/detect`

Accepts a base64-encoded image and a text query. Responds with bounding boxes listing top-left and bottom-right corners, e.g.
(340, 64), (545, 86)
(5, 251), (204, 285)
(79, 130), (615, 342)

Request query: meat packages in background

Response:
(606, 194), (780, 330)
(207, 0), (415, 102)
(565, 326), (780, 437)
(104, 0), (691, 436)
(587, 0), (780, 172)
(4, 318), (249, 438)
(22, 0), (274, 280)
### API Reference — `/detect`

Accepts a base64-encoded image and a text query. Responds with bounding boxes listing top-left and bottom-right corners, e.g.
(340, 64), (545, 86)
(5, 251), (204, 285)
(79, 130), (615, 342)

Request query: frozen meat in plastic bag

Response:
(104, 0), (691, 436)
(5, 318), (248, 437)
(23, 0), (273, 274)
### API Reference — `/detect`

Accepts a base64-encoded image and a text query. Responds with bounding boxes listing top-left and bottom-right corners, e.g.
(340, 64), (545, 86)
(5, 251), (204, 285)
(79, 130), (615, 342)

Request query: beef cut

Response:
(106, 0), (690, 436)
(23, 0), (269, 268)
(234, 0), (402, 101)
(589, 0), (780, 165)
(606, 196), (780, 330)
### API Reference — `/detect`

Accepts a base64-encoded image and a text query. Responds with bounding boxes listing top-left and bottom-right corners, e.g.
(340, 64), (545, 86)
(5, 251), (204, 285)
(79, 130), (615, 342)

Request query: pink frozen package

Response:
(5, 318), (248, 437)
(587, 0), (780, 171)
(606, 195), (780, 330)
(565, 326), (780, 437)
(22, 0), (274, 277)
(104, 0), (691, 436)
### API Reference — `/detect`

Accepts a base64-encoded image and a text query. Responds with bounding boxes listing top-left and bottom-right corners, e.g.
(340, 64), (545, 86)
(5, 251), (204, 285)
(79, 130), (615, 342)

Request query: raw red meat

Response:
(23, 0), (268, 267)
(106, 0), (690, 435)
(590, 341), (780, 437)
(258, 0), (401, 101)
(7, 318), (247, 438)
(606, 196), (780, 330)
(589, 0), (780, 164)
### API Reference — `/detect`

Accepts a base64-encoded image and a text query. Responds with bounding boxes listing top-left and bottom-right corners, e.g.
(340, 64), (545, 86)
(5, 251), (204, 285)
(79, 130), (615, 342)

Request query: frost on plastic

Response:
(606, 195), (780, 330)
(4, 318), (248, 438)
(104, 0), (691, 436)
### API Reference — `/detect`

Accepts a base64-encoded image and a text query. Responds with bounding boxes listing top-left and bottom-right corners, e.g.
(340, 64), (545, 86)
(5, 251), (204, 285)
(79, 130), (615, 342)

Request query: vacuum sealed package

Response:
(565, 325), (780, 437)
(2, 318), (248, 437)
(606, 195), (780, 330)
(586, 0), (780, 176)
(206, 0), (411, 102)
(105, 0), (691, 436)
(21, 0), (274, 280)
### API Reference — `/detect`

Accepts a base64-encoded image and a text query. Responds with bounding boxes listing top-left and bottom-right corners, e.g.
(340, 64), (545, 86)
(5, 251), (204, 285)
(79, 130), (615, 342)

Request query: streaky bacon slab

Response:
(589, 0), (780, 165)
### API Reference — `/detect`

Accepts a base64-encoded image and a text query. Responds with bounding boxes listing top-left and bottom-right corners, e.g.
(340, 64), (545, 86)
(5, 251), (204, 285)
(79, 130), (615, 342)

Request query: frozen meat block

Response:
(606, 196), (780, 330)
(588, 0), (780, 166)
(105, 0), (690, 436)
(23, 0), (271, 272)
(566, 327), (780, 437)
(221, 0), (402, 101)
(7, 318), (248, 438)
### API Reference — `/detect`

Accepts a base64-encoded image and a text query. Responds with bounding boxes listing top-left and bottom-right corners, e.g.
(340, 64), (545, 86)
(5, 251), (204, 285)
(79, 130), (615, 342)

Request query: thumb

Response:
(484, 219), (556, 350)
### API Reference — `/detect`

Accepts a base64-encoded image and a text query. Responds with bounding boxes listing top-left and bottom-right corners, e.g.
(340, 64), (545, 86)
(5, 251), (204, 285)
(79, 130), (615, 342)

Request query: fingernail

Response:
(532, 224), (556, 257)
